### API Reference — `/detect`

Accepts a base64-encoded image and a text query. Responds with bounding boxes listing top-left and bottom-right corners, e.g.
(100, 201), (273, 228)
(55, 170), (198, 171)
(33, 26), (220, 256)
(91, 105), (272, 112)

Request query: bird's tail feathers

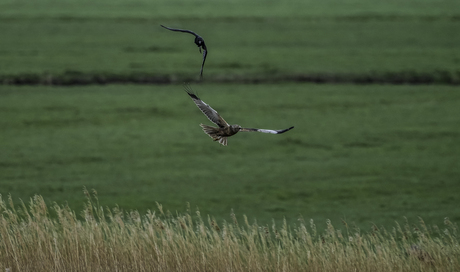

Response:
(218, 137), (227, 146)
(200, 124), (227, 146)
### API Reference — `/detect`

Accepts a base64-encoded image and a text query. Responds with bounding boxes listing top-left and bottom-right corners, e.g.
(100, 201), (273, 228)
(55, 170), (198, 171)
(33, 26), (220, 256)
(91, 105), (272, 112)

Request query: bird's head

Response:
(195, 37), (203, 46)
(231, 124), (242, 131)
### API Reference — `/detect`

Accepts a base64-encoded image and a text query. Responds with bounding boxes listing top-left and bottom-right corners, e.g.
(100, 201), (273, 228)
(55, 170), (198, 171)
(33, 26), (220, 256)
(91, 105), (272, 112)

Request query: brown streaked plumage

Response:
(185, 85), (294, 146)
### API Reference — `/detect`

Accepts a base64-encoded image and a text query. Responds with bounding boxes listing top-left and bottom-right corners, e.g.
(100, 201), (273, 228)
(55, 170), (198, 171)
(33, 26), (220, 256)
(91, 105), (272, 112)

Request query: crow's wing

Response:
(240, 126), (294, 134)
(185, 85), (229, 128)
(200, 49), (207, 79)
(160, 25), (200, 37)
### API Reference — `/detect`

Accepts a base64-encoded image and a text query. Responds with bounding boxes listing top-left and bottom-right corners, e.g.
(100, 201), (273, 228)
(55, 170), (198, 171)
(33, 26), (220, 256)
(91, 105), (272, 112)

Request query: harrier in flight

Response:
(185, 85), (294, 146)
(160, 25), (207, 80)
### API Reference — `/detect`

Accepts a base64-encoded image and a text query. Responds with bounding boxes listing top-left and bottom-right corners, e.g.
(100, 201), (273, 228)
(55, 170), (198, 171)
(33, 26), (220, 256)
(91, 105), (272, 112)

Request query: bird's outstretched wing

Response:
(160, 25), (206, 49)
(185, 85), (229, 128)
(240, 126), (294, 134)
(200, 49), (207, 79)
(160, 25), (200, 37)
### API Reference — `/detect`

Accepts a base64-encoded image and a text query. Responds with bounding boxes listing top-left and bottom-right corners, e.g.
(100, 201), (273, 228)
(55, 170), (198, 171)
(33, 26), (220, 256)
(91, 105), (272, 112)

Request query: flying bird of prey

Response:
(185, 85), (294, 146)
(160, 24), (207, 79)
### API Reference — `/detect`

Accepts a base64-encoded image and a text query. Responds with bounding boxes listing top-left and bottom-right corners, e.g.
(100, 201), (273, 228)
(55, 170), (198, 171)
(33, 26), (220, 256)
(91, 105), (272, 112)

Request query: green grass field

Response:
(0, 0), (460, 233)
(1, 83), (459, 230)
(1, 0), (459, 83)
(2, 0), (460, 19)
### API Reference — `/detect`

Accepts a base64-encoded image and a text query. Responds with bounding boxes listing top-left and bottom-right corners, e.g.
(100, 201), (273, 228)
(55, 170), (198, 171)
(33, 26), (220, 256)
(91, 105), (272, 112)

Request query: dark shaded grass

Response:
(2, 70), (459, 85)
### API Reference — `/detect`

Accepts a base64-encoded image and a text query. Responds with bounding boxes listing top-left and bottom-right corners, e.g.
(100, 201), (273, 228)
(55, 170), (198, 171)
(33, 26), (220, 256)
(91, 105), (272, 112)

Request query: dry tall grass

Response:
(1, 190), (459, 271)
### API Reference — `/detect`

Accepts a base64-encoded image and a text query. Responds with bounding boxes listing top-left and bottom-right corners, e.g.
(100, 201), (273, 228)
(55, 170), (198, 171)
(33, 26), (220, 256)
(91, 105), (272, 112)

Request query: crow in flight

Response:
(161, 25), (208, 80)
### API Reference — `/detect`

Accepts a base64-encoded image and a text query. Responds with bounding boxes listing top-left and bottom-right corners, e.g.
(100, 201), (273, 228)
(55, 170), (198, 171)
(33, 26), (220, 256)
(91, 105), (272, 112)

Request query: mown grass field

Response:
(1, 83), (459, 230)
(0, 0), (459, 235)
(1, 0), (459, 83)
(1, 18), (458, 77)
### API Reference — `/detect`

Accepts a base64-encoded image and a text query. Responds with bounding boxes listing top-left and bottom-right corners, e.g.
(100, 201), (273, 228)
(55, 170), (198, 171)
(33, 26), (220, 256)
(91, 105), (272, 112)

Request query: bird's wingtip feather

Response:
(183, 83), (199, 99)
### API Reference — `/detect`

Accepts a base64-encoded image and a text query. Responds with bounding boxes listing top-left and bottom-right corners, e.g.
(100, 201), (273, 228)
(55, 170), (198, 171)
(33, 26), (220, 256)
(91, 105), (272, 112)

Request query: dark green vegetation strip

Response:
(2, 70), (459, 85)
(1, 84), (459, 229)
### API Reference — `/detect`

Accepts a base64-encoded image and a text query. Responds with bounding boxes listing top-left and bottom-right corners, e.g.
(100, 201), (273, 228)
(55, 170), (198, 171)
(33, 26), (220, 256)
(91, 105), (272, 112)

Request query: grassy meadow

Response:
(0, 0), (459, 83)
(1, 83), (460, 230)
(1, 0), (460, 269)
